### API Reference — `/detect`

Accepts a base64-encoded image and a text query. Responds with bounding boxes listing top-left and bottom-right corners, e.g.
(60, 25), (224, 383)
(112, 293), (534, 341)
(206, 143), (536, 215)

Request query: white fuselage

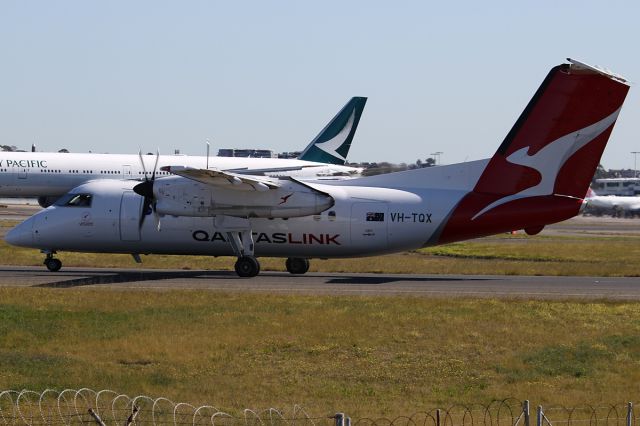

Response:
(0, 152), (361, 198)
(8, 179), (446, 259)
(587, 195), (640, 211)
(5, 158), (590, 261)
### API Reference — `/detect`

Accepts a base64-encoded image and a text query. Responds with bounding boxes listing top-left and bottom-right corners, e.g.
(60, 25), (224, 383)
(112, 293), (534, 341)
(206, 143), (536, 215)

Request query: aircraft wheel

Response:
(44, 258), (62, 272)
(286, 257), (310, 274)
(234, 256), (260, 278)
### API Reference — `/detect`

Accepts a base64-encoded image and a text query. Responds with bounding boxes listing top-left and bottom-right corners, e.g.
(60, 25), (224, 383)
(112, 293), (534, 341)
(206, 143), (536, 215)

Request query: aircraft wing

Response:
(160, 166), (280, 192)
(223, 165), (313, 175)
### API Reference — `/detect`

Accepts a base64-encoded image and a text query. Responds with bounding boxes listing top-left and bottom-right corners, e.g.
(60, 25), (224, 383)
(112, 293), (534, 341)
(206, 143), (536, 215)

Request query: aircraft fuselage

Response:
(12, 179), (441, 258)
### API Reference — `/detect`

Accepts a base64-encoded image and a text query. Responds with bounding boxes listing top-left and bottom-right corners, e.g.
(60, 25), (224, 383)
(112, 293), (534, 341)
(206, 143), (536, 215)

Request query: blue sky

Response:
(1, 1), (638, 169)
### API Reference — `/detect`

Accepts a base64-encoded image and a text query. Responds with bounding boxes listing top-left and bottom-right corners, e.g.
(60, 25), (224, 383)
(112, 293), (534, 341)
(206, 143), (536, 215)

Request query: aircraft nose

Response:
(5, 218), (34, 247)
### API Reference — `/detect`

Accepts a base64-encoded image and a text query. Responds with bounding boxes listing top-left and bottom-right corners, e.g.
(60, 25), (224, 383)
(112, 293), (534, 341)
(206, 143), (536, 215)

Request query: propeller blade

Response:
(151, 148), (160, 180)
(138, 197), (153, 230)
(154, 208), (161, 232)
(135, 148), (161, 231)
(138, 150), (148, 180)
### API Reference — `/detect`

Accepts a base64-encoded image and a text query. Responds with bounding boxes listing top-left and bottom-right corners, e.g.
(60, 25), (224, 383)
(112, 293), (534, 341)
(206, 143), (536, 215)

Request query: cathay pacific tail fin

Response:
(298, 97), (367, 165)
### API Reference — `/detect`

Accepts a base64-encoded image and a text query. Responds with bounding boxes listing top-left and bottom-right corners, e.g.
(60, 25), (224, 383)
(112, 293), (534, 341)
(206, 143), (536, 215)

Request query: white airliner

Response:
(585, 188), (640, 215)
(5, 59), (630, 277)
(0, 97), (367, 207)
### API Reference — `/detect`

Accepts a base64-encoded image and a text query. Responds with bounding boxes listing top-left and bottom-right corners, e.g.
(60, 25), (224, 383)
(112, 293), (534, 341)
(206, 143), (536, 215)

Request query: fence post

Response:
(627, 402), (633, 426)
(125, 405), (139, 426)
(537, 406), (543, 426)
(88, 408), (106, 426)
(335, 413), (345, 426)
(436, 409), (441, 426)
(523, 400), (530, 426)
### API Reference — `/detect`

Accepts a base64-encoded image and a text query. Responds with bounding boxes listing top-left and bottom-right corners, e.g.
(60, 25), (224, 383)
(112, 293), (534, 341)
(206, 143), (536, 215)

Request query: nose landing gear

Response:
(43, 252), (62, 272)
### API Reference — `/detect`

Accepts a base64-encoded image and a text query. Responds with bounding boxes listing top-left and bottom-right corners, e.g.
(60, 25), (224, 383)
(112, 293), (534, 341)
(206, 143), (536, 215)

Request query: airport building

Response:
(593, 177), (640, 196)
(217, 148), (277, 158)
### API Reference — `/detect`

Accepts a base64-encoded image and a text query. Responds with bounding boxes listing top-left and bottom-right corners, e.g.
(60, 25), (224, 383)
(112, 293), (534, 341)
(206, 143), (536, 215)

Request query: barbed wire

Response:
(0, 388), (325, 426)
(352, 398), (524, 426)
(0, 389), (637, 426)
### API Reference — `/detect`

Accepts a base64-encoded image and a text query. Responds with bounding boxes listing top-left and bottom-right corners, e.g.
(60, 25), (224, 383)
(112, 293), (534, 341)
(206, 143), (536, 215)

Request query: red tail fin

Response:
(438, 59), (629, 244)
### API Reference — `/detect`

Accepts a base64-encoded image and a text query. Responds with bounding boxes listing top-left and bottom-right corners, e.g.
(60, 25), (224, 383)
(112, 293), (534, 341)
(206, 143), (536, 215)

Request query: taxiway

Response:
(0, 266), (637, 300)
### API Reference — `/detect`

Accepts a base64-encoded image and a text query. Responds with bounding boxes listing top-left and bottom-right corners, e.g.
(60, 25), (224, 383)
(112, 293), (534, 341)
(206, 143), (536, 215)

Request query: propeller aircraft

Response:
(5, 60), (630, 277)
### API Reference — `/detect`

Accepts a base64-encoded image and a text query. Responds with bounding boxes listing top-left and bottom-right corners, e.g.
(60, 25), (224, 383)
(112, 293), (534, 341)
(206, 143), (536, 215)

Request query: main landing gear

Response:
(217, 217), (310, 277)
(227, 229), (261, 278)
(43, 252), (62, 272)
(235, 256), (260, 277)
(225, 230), (311, 277)
(286, 257), (310, 274)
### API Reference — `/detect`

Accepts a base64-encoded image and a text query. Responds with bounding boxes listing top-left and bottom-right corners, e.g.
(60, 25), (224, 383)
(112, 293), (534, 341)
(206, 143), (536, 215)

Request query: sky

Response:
(0, 1), (639, 169)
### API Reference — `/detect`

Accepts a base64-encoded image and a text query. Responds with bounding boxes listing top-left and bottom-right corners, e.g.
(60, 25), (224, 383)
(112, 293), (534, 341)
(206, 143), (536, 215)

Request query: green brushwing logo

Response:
(298, 97), (367, 165)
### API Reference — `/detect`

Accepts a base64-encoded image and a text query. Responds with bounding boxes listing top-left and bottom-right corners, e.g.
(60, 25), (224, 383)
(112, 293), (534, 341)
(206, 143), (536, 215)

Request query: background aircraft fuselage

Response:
(0, 152), (361, 198)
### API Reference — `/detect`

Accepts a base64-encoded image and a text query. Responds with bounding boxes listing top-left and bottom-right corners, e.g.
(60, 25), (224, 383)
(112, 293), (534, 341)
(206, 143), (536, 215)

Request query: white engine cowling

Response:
(153, 177), (334, 218)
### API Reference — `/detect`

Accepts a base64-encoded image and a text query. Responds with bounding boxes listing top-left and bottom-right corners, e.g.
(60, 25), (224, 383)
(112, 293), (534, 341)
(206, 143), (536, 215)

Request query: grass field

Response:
(1, 218), (639, 418)
(2, 288), (640, 417)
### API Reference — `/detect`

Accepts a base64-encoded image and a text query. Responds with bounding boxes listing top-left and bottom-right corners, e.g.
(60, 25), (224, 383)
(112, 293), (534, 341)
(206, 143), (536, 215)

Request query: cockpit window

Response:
(54, 193), (93, 207)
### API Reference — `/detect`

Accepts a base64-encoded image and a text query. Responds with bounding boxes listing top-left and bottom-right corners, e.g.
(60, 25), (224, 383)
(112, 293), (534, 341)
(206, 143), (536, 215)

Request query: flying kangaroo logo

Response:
(472, 107), (622, 220)
(279, 193), (293, 205)
(313, 109), (356, 162)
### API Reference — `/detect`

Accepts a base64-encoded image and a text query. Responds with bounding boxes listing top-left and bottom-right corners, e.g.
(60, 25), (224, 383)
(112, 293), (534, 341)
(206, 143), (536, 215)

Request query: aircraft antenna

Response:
(206, 140), (210, 170)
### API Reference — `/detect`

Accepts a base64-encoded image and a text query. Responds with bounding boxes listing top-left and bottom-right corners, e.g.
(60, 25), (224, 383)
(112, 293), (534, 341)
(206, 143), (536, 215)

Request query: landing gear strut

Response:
(227, 228), (260, 278)
(43, 252), (62, 272)
(286, 257), (310, 274)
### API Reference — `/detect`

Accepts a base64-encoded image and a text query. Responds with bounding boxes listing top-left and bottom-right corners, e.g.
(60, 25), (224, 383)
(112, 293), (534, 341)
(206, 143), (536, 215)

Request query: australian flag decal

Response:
(366, 212), (385, 222)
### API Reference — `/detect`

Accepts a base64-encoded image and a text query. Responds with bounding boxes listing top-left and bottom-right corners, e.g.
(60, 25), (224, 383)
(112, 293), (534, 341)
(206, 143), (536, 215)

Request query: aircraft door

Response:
(120, 191), (142, 241)
(350, 202), (388, 249)
(14, 166), (28, 180)
(122, 165), (132, 177)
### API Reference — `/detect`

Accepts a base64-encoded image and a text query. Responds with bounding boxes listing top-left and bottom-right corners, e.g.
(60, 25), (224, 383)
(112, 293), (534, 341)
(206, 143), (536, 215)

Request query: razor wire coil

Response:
(0, 389), (637, 426)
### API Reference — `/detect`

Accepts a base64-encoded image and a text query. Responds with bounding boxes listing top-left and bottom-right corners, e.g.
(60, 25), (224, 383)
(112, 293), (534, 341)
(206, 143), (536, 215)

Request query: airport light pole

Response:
(430, 151), (443, 166)
(632, 152), (640, 178)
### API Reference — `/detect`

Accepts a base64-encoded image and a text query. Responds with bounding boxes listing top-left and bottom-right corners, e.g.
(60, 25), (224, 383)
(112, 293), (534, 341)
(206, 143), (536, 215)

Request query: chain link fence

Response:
(0, 389), (637, 426)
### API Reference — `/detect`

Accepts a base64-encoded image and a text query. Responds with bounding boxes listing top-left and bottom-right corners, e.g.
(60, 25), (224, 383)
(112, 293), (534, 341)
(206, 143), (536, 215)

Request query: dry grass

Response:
(1, 288), (640, 417)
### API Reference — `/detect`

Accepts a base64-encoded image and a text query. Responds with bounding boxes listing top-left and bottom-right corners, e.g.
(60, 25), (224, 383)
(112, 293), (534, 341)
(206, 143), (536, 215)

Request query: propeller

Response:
(133, 149), (161, 231)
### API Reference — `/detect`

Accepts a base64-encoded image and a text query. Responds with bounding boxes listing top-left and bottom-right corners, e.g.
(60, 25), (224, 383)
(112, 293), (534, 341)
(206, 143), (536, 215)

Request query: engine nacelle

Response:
(153, 177), (334, 218)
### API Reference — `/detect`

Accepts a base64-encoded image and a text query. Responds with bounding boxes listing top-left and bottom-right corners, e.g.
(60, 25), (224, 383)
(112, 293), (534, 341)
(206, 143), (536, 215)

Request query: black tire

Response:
(285, 257), (310, 274)
(234, 256), (260, 277)
(45, 258), (62, 272)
